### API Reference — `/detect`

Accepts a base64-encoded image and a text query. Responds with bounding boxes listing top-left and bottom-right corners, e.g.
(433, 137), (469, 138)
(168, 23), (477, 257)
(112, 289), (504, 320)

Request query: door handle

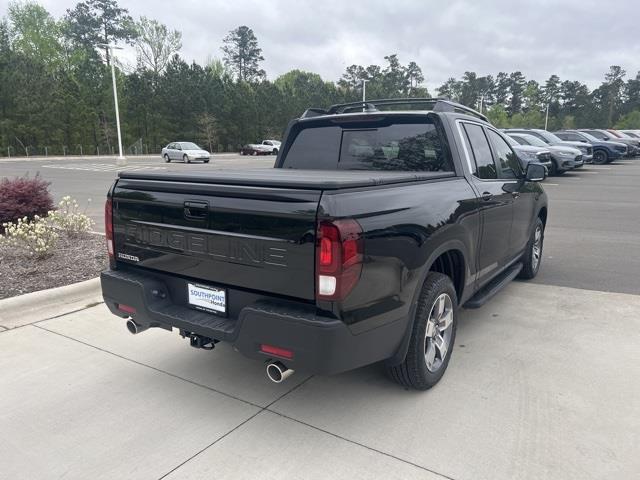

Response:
(481, 192), (493, 202)
(184, 201), (208, 220)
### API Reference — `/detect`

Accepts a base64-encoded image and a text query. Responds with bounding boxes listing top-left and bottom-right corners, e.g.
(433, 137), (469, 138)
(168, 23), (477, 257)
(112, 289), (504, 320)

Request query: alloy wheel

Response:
(532, 225), (542, 271)
(424, 293), (454, 373)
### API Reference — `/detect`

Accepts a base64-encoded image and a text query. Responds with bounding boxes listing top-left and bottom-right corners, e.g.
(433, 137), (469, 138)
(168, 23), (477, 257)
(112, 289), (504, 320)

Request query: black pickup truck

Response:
(101, 98), (548, 390)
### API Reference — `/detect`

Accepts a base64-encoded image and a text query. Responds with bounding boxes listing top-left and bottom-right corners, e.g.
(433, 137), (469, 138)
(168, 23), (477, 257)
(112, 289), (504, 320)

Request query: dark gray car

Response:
(507, 132), (583, 175)
(503, 135), (553, 173)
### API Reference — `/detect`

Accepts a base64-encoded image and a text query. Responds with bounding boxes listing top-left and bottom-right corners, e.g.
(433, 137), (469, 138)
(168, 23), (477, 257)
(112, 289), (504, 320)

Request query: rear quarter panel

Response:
(319, 177), (480, 334)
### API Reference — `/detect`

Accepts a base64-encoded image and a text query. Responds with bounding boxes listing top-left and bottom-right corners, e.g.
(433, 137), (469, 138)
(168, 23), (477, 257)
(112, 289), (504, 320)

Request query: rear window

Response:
(281, 121), (452, 172)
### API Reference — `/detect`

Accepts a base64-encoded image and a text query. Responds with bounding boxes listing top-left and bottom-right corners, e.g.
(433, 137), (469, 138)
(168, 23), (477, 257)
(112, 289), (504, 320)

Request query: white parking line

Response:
(543, 183), (559, 186)
(43, 163), (168, 172)
(576, 171), (599, 174)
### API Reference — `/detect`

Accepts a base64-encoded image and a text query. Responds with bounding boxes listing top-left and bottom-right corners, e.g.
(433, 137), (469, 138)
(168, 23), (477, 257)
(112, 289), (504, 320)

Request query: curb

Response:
(0, 277), (103, 330)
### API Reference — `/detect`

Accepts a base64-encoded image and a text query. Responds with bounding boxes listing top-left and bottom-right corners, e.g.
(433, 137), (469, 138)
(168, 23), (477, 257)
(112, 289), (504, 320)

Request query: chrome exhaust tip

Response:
(266, 361), (294, 383)
(126, 319), (148, 335)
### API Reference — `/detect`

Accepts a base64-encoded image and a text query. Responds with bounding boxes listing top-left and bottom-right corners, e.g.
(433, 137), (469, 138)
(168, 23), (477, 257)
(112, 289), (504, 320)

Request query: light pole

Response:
(361, 79), (370, 112)
(99, 43), (126, 165)
(544, 103), (550, 131)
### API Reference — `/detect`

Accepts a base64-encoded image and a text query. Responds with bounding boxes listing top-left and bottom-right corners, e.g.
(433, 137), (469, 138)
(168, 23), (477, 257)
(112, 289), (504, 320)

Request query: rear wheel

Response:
(592, 150), (608, 165)
(251, 151), (257, 156)
(387, 272), (457, 390)
(272, 148), (278, 155)
(164, 154), (170, 163)
(518, 217), (544, 280)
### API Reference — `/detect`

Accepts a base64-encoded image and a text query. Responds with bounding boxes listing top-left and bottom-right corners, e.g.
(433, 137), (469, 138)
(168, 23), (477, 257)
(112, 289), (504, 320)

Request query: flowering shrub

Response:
(48, 196), (94, 236)
(0, 174), (54, 227)
(0, 216), (58, 258)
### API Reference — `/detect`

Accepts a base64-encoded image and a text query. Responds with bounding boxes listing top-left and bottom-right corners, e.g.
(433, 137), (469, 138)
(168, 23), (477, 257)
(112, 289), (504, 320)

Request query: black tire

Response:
(251, 151), (257, 156)
(548, 159), (558, 176)
(555, 169), (566, 175)
(518, 217), (544, 280)
(240, 151), (246, 156)
(204, 159), (209, 163)
(164, 154), (170, 163)
(387, 272), (458, 390)
(592, 150), (608, 165)
(183, 154), (190, 163)
(272, 148), (278, 155)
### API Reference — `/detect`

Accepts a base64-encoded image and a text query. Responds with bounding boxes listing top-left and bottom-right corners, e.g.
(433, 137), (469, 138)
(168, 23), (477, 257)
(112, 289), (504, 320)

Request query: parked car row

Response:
(159, 139), (283, 163)
(499, 127), (638, 174)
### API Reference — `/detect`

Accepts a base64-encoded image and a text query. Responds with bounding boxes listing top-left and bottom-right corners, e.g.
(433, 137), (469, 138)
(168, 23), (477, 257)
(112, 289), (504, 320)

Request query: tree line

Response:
(1, 0), (640, 157)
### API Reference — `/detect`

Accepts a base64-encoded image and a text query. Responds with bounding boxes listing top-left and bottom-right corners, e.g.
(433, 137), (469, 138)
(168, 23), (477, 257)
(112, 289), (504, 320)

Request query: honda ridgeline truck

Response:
(101, 98), (548, 390)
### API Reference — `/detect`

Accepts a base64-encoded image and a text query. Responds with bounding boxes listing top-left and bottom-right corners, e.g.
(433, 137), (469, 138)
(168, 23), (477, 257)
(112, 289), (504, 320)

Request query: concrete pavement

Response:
(1, 281), (638, 480)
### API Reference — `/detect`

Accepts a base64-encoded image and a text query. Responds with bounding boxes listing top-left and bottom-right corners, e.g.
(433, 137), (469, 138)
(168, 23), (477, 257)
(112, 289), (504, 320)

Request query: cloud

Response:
(28, 0), (640, 89)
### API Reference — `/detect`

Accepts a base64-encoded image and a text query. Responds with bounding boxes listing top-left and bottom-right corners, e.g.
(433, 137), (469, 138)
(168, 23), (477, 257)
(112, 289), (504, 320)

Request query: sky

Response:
(6, 0), (640, 91)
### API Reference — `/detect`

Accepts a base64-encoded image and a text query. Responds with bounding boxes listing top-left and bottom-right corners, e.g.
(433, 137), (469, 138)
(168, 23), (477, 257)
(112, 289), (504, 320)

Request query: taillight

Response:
(105, 198), (114, 258)
(316, 219), (363, 301)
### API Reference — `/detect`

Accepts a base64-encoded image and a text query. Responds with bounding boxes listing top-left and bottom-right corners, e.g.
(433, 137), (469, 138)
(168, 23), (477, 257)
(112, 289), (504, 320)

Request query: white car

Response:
(262, 139), (281, 154)
(240, 140), (281, 155)
(162, 142), (210, 163)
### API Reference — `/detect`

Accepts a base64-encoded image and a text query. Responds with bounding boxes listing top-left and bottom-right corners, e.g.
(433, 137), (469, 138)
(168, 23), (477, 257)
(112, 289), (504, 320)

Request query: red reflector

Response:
(105, 198), (114, 258)
(117, 304), (136, 314)
(260, 344), (294, 359)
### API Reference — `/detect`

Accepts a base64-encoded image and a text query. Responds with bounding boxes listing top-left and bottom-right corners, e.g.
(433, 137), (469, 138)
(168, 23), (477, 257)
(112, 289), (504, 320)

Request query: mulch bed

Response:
(0, 233), (107, 300)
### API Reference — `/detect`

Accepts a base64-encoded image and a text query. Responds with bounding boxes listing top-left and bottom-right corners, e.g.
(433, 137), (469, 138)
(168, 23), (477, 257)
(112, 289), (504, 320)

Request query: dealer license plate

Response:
(187, 283), (226, 315)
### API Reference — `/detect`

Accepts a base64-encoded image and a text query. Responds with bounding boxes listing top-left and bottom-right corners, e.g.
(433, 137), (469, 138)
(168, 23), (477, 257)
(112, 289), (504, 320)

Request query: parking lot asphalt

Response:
(0, 154), (276, 231)
(1, 282), (638, 479)
(2, 154), (639, 295)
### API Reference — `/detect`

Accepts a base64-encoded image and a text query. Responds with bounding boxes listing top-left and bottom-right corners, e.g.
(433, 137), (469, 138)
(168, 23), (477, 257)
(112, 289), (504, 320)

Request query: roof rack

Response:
(301, 98), (488, 122)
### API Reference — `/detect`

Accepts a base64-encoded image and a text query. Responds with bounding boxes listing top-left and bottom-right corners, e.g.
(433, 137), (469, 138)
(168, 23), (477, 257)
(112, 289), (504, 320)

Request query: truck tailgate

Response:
(112, 177), (320, 300)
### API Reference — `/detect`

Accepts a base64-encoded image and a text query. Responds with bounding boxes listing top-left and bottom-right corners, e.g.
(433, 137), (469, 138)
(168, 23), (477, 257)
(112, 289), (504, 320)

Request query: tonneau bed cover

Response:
(118, 169), (454, 190)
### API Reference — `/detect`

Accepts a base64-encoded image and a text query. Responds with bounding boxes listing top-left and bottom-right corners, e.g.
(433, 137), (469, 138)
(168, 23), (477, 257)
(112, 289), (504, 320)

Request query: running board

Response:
(464, 262), (523, 309)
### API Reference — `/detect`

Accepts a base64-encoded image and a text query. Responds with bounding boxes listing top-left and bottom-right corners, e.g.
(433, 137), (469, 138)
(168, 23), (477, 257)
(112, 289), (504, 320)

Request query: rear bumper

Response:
(101, 268), (406, 375)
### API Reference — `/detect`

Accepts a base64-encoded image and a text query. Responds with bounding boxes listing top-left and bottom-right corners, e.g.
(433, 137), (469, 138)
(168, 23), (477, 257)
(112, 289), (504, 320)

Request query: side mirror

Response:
(526, 163), (546, 182)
